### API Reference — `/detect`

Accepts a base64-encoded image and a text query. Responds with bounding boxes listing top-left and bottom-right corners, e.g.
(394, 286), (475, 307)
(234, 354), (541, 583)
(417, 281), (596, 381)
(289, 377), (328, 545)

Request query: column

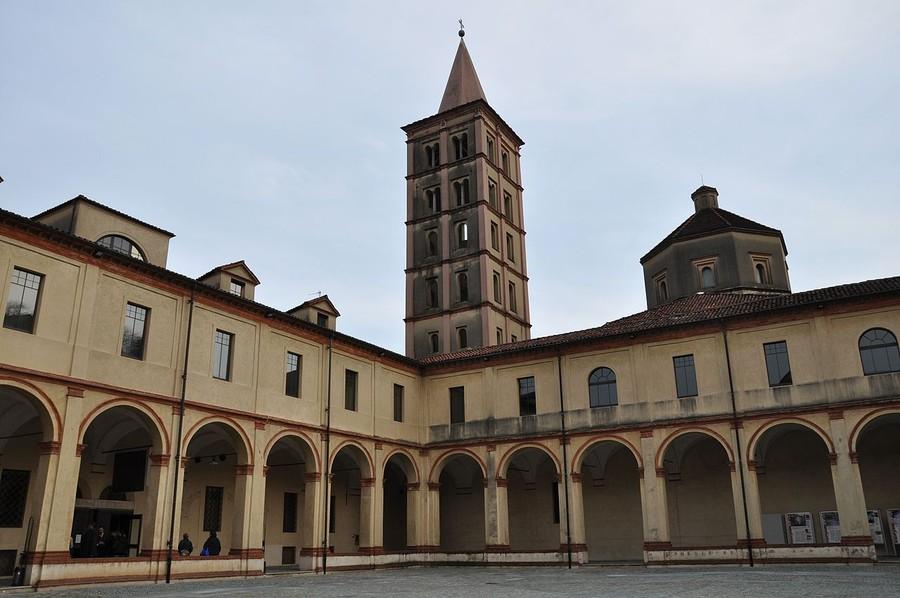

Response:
(425, 482), (441, 551)
(229, 465), (254, 562)
(567, 472), (587, 554)
(141, 454), (170, 554)
(299, 472), (322, 569)
(639, 430), (670, 552)
(729, 424), (764, 549)
(484, 476), (509, 551)
(405, 482), (421, 549)
(828, 414), (873, 552)
(359, 477), (375, 553)
(245, 464), (267, 564)
(23, 443), (61, 586)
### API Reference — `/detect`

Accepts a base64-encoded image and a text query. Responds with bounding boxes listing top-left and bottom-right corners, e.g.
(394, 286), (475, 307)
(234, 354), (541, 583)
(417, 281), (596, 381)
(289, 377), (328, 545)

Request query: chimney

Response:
(691, 186), (719, 212)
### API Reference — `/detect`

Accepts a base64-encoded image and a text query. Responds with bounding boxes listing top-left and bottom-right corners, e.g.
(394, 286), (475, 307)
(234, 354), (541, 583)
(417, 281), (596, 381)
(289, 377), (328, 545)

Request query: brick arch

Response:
(383, 448), (420, 484)
(329, 440), (374, 478)
(655, 426), (735, 470)
(263, 429), (320, 473)
(78, 398), (170, 455)
(182, 415), (254, 465)
(429, 448), (487, 484)
(572, 434), (643, 474)
(849, 407), (900, 454)
(0, 377), (63, 443)
(746, 417), (835, 464)
(496, 442), (561, 479)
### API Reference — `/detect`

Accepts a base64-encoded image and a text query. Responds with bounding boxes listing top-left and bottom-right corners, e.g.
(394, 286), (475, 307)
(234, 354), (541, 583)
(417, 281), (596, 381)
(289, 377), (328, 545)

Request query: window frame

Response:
(3, 266), (44, 334)
(429, 331), (440, 354)
(121, 301), (150, 361)
(859, 328), (900, 376)
(506, 233), (515, 263)
(673, 354), (699, 398)
(693, 257), (718, 290)
(212, 329), (234, 381)
(493, 272), (502, 303)
(518, 376), (536, 417)
(229, 279), (245, 297)
(285, 351), (302, 398)
(393, 383), (404, 423)
(588, 367), (618, 408)
(97, 234), (146, 261)
(344, 369), (358, 411)
(508, 281), (517, 313)
(283, 491), (298, 533)
(456, 270), (469, 303)
(457, 326), (468, 349)
(203, 485), (224, 532)
(449, 386), (465, 424)
(763, 341), (792, 387)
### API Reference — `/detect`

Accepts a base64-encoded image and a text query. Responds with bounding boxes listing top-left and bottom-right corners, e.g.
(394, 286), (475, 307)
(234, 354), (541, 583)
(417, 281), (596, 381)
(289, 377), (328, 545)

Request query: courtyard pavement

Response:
(11, 565), (900, 597)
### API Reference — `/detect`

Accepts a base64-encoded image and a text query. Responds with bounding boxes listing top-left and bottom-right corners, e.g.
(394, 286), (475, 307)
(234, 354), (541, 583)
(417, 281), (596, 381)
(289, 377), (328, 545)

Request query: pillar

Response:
(485, 476), (509, 551)
(141, 454), (170, 554)
(828, 414), (872, 549)
(229, 465), (254, 559)
(359, 477), (375, 552)
(406, 482), (421, 549)
(568, 472), (587, 553)
(639, 430), (670, 551)
(729, 424), (764, 548)
(299, 472), (322, 570)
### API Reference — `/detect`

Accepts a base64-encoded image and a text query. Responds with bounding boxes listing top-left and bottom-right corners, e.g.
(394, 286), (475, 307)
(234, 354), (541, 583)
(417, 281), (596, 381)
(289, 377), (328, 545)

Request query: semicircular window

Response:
(859, 328), (900, 375)
(588, 367), (618, 408)
(97, 235), (145, 261)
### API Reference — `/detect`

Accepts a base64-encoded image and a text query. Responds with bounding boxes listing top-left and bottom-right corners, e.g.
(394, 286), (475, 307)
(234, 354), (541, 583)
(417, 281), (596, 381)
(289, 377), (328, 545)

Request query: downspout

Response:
(320, 333), (334, 574)
(720, 321), (754, 567)
(166, 285), (195, 583)
(556, 353), (573, 569)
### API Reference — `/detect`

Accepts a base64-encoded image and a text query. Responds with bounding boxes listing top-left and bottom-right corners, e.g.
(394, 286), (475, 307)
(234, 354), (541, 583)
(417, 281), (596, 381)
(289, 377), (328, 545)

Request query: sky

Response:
(2, 1), (899, 353)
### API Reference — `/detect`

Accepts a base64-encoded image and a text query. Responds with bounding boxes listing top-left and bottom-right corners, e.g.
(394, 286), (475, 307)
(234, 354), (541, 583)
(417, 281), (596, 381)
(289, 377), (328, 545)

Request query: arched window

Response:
(493, 272), (502, 303)
(859, 328), (900, 375)
(97, 235), (145, 261)
(457, 327), (468, 349)
(426, 230), (438, 257)
(588, 367), (618, 408)
(425, 145), (433, 168)
(658, 280), (668, 302)
(456, 222), (468, 248)
(700, 266), (715, 289)
(426, 278), (439, 308)
(501, 151), (509, 173)
(429, 332), (440, 354)
(457, 271), (469, 302)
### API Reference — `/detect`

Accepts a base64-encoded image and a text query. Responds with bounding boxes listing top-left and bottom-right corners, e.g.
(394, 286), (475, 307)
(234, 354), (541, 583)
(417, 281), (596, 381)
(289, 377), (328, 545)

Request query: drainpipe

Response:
(556, 353), (573, 569)
(720, 321), (754, 567)
(166, 286), (195, 583)
(320, 333), (334, 574)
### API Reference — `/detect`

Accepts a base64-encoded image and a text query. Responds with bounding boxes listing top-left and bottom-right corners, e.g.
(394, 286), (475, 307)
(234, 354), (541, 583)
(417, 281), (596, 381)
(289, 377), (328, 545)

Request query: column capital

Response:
(570, 472), (582, 483)
(495, 476), (508, 487)
(406, 482), (421, 492)
(374, 442), (383, 450)
(235, 464), (254, 476)
(254, 421), (266, 431)
(640, 429), (655, 438)
(149, 453), (170, 467)
(39, 441), (61, 455)
(360, 477), (375, 487)
(67, 387), (85, 398)
(428, 482), (441, 491)
(304, 472), (321, 483)
(75, 443), (86, 457)
(828, 409), (845, 421)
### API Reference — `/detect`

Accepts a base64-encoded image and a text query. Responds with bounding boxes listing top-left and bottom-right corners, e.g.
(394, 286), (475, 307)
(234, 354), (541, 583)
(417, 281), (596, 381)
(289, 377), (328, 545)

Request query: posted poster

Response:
(820, 511), (841, 544)
(786, 512), (814, 545)
(888, 509), (900, 545)
(868, 510), (886, 545)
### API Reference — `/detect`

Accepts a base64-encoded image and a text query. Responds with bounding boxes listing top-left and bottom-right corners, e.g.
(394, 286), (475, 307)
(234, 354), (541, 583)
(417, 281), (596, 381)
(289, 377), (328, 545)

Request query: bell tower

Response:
(403, 28), (531, 358)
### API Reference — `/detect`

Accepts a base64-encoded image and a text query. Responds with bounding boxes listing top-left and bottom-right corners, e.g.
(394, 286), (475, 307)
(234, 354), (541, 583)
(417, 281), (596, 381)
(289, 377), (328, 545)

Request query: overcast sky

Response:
(2, 1), (899, 353)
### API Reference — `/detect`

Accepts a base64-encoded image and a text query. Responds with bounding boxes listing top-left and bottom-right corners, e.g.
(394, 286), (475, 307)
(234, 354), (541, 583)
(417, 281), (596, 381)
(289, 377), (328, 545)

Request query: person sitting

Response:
(177, 533), (193, 556)
(202, 531), (221, 556)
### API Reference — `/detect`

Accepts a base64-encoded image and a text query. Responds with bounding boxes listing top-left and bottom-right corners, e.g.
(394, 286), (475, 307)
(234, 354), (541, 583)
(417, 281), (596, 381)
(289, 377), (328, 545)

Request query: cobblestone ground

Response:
(13, 565), (900, 597)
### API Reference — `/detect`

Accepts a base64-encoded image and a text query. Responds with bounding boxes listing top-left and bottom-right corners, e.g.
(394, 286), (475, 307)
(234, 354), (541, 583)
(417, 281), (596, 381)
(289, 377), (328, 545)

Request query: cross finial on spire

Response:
(458, 19), (465, 37)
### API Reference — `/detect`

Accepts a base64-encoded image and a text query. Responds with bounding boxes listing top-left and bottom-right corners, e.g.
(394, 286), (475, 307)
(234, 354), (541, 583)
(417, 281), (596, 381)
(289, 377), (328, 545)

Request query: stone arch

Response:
(497, 442), (561, 479)
(78, 398), (169, 455)
(849, 407), (900, 454)
(264, 430), (320, 474)
(656, 426), (735, 471)
(182, 415), (253, 465)
(0, 378), (62, 442)
(572, 435), (643, 474)
(747, 417), (835, 465)
(328, 440), (373, 478)
(429, 448), (487, 484)
(383, 448), (419, 484)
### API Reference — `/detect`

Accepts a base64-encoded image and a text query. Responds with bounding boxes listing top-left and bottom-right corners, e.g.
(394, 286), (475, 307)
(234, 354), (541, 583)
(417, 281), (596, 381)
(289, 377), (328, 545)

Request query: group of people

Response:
(72, 523), (129, 558)
(177, 531), (221, 557)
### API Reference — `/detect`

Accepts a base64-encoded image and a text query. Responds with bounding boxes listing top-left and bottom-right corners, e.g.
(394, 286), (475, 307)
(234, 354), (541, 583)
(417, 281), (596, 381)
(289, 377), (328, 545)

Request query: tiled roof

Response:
(32, 195), (176, 238)
(420, 277), (900, 366)
(641, 207), (785, 264)
(198, 260), (261, 285)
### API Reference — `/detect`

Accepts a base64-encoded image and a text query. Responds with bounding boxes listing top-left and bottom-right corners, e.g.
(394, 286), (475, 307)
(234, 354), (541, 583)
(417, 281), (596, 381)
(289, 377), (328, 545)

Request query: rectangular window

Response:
(457, 326), (468, 348)
(503, 192), (513, 221)
(344, 369), (358, 411)
(393, 384), (404, 423)
(673, 354), (698, 398)
(518, 376), (536, 416)
(121, 302), (149, 360)
(488, 178), (497, 208)
(283, 492), (298, 533)
(449, 386), (465, 424)
(493, 272), (502, 303)
(285, 352), (302, 397)
(491, 222), (500, 250)
(212, 330), (234, 381)
(496, 327), (503, 344)
(3, 267), (43, 334)
(506, 233), (515, 263)
(511, 335), (518, 343)
(229, 279), (244, 297)
(508, 282), (517, 313)
(203, 486), (224, 531)
(764, 341), (793, 386)
(317, 313), (329, 327)
(0, 469), (30, 528)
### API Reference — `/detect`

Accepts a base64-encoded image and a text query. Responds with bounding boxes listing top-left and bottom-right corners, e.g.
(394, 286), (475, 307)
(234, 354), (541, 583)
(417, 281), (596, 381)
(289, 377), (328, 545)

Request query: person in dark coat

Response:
(202, 531), (221, 556)
(96, 527), (107, 556)
(177, 533), (193, 556)
(79, 523), (97, 558)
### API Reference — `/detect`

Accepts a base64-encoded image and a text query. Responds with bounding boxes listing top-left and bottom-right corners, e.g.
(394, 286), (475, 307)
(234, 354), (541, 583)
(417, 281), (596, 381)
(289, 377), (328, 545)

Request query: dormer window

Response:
(229, 279), (244, 297)
(452, 132), (469, 160)
(317, 313), (329, 327)
(97, 235), (145, 261)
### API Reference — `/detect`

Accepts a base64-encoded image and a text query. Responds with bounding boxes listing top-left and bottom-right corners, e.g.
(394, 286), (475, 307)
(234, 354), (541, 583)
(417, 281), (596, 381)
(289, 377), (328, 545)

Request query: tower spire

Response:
(438, 24), (486, 113)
